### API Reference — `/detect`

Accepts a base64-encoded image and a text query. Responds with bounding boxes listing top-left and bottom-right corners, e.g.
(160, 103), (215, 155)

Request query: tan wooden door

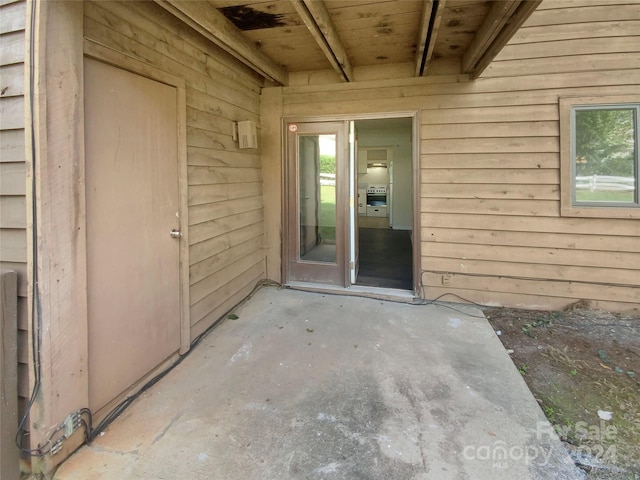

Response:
(84, 58), (181, 412)
(286, 121), (349, 285)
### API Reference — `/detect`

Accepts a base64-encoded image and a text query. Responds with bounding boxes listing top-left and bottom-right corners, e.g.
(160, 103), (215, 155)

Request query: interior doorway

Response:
(354, 118), (414, 290)
(284, 115), (415, 292)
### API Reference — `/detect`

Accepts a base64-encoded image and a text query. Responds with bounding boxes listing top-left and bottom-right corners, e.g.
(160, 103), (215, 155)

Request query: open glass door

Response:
(286, 121), (348, 286)
(349, 121), (358, 285)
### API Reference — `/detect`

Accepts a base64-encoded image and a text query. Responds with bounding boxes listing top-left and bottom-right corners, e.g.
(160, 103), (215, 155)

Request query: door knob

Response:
(170, 229), (182, 238)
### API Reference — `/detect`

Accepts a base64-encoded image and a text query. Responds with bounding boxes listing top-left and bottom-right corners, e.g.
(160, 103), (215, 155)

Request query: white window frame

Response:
(560, 95), (640, 219)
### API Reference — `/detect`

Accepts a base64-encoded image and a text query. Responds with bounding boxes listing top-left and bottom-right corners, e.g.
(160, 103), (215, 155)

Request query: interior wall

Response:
(264, 0), (640, 312)
(359, 165), (388, 187)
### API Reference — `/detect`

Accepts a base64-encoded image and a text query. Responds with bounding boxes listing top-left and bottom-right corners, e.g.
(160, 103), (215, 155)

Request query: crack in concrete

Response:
(150, 412), (183, 448)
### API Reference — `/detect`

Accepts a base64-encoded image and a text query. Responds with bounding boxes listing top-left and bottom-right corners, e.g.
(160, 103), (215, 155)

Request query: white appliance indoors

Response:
(366, 185), (387, 217)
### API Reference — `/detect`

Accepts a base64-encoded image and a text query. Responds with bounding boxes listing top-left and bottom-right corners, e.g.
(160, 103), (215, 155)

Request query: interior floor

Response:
(356, 227), (413, 290)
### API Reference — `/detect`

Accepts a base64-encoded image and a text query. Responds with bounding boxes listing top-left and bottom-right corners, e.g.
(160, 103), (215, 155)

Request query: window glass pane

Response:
(574, 108), (636, 203)
(298, 134), (337, 263)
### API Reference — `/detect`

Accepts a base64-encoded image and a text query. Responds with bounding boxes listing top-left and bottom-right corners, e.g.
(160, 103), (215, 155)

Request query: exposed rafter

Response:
(155, 0), (288, 86)
(290, 0), (353, 82)
(415, 0), (447, 77)
(468, 0), (543, 79)
(461, 0), (519, 74)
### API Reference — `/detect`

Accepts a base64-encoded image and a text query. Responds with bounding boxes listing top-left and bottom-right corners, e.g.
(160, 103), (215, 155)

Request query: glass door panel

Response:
(286, 122), (348, 286)
(298, 135), (337, 263)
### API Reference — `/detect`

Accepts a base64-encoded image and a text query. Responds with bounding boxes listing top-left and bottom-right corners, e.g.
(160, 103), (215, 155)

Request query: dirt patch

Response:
(484, 303), (640, 480)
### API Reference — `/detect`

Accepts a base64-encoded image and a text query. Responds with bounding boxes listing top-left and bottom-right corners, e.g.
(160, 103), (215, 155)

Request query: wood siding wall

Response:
(420, 0), (640, 311)
(273, 0), (640, 311)
(0, 0), (29, 422)
(83, 0), (266, 339)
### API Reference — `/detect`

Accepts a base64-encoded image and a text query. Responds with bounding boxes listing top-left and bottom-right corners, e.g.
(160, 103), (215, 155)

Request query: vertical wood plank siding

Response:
(83, 1), (266, 339)
(0, 0), (29, 421)
(278, 0), (640, 311)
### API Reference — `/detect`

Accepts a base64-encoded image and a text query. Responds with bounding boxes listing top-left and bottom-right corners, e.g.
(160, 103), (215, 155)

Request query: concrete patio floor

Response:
(54, 286), (583, 480)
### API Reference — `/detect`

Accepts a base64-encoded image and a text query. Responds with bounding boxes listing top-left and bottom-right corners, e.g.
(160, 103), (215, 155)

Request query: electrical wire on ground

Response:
(18, 278), (279, 458)
(32, 279), (483, 456)
(88, 279), (279, 441)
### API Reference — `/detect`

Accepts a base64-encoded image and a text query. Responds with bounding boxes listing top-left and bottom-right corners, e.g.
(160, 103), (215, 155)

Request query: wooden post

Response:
(1, 271), (19, 480)
(30, 1), (88, 473)
(260, 87), (284, 282)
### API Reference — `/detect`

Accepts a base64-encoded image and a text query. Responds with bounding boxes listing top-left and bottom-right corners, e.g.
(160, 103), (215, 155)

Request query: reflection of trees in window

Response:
(575, 108), (635, 177)
(319, 154), (336, 174)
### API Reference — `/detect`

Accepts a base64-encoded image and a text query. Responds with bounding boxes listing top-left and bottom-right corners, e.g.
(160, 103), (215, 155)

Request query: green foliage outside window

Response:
(574, 108), (637, 203)
(575, 109), (635, 177)
(319, 154), (336, 174)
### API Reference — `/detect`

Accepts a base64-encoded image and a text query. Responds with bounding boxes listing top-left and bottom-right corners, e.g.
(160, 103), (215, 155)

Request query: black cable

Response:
(15, 0), (45, 456)
(88, 278), (464, 441)
(90, 355), (187, 440)
(88, 278), (277, 440)
(79, 408), (93, 443)
(284, 282), (488, 319)
(419, 271), (640, 322)
(414, 292), (488, 318)
(79, 419), (90, 445)
(29, 269), (638, 454)
(27, 278), (482, 453)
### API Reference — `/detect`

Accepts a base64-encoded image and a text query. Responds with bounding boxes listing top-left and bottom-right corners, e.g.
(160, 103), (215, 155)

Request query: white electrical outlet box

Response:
(237, 120), (257, 149)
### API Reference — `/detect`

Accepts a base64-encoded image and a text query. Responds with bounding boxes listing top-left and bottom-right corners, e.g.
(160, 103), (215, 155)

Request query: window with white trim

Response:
(560, 96), (640, 218)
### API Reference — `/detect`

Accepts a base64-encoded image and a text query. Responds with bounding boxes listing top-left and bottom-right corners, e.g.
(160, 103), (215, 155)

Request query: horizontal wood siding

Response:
(421, 0), (640, 310)
(0, 0), (28, 432)
(277, 0), (640, 311)
(83, 1), (266, 337)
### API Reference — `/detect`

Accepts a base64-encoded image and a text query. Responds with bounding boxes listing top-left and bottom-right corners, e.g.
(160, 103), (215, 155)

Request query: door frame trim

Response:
(84, 40), (191, 354)
(282, 111), (420, 295)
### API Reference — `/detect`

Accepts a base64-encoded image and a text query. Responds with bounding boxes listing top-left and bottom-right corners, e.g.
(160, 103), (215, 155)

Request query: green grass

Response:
(319, 185), (336, 242)
(319, 185), (336, 227)
(575, 190), (634, 203)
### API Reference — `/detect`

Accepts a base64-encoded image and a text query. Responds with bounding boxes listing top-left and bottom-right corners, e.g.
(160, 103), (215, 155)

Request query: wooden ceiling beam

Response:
(467, 0), (543, 79)
(155, 0), (288, 86)
(461, 0), (519, 74)
(290, 0), (353, 82)
(415, 0), (447, 77)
